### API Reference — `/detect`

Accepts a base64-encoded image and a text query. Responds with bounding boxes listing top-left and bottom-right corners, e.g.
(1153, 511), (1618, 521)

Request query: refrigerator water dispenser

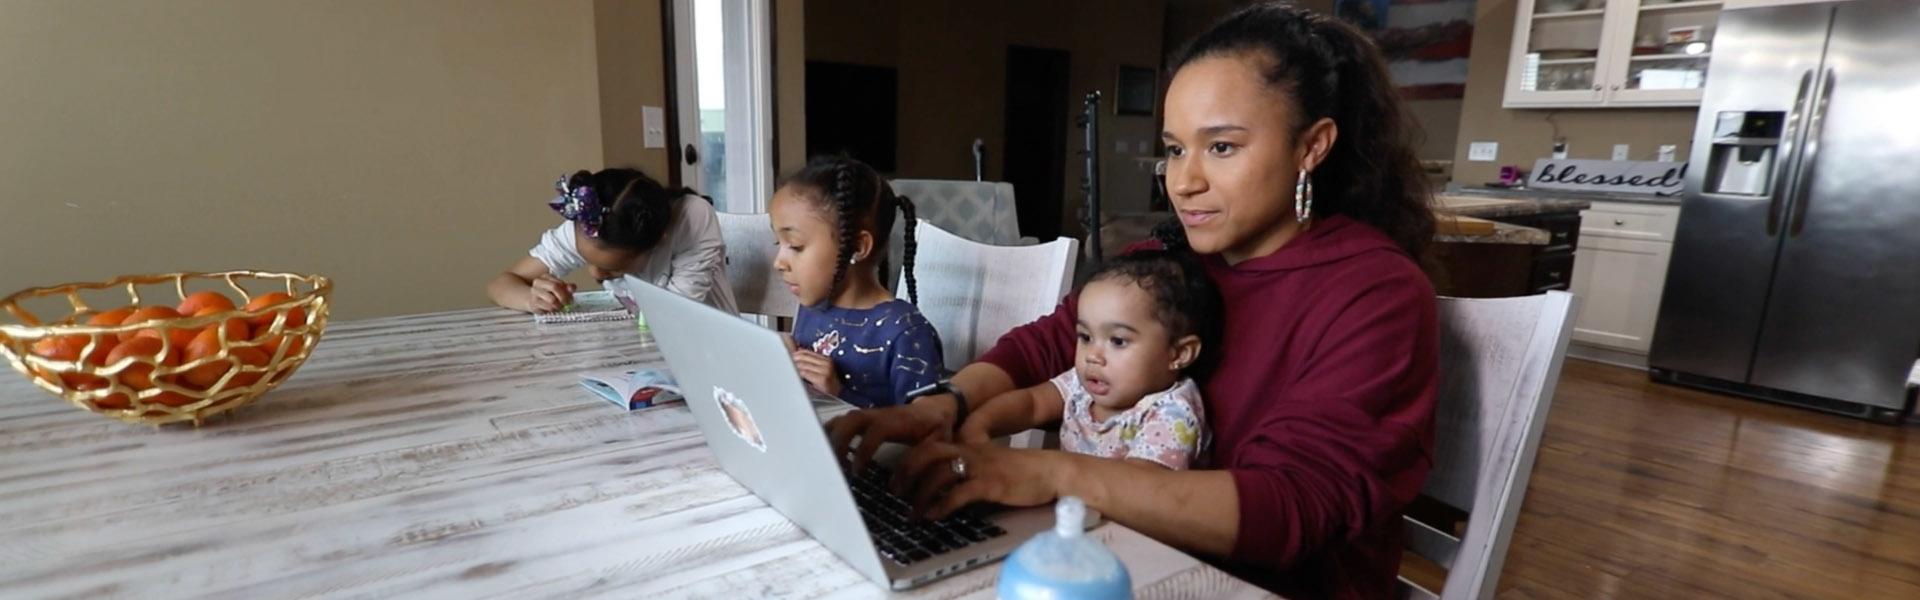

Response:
(1704, 111), (1785, 196)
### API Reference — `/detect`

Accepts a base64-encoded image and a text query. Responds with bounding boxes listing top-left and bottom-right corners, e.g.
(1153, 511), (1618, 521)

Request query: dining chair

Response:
(715, 212), (798, 320)
(904, 220), (1078, 450)
(1403, 291), (1577, 600)
(882, 179), (1035, 295)
(902, 220), (1078, 373)
(887, 179), (1027, 245)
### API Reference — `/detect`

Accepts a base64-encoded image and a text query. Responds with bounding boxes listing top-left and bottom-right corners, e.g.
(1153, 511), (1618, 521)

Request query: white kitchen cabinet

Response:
(1569, 201), (1681, 353)
(1504, 0), (1724, 109)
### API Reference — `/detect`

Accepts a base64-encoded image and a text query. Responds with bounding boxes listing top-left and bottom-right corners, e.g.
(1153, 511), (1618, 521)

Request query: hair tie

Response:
(549, 174), (606, 238)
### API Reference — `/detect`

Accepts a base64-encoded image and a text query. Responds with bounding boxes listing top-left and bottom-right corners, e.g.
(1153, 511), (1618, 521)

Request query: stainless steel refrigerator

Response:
(1649, 0), (1920, 421)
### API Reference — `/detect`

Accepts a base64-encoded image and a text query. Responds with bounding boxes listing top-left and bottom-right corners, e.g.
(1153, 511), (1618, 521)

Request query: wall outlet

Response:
(1552, 142), (1569, 160)
(642, 106), (666, 149)
(1468, 142), (1498, 162)
(1658, 144), (1679, 162)
(1612, 144), (1631, 161)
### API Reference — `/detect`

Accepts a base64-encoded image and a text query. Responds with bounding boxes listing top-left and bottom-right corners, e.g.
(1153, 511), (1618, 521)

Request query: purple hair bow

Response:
(549, 175), (605, 238)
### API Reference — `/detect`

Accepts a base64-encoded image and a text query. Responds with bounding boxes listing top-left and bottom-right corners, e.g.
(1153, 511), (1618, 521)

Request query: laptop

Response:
(629, 282), (1070, 590)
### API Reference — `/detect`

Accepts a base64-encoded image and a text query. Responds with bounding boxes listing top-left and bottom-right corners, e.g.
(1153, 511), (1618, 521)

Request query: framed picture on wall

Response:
(1115, 66), (1157, 116)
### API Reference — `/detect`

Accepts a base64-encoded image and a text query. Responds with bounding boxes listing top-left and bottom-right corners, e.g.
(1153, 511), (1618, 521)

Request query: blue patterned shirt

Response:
(793, 300), (944, 408)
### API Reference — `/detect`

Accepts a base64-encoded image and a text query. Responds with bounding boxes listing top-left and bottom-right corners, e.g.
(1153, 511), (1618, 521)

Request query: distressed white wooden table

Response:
(0, 309), (1275, 599)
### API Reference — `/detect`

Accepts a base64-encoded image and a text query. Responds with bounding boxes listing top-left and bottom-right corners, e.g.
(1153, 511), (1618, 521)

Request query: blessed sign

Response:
(1529, 159), (1688, 196)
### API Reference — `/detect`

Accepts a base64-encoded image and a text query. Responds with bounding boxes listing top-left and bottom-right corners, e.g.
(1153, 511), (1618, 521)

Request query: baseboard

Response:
(1566, 343), (1648, 370)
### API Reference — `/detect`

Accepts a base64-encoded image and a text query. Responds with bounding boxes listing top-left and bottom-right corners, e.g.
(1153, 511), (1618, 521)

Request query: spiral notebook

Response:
(533, 290), (636, 325)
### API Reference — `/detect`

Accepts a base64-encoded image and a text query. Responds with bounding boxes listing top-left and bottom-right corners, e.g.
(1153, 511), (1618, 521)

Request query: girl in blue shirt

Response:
(772, 157), (943, 408)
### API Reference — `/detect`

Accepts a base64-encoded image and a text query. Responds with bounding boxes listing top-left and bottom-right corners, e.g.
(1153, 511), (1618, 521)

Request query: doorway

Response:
(1002, 46), (1070, 241)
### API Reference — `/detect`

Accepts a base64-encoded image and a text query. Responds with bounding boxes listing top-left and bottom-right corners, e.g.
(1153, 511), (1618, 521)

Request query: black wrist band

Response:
(947, 386), (969, 435)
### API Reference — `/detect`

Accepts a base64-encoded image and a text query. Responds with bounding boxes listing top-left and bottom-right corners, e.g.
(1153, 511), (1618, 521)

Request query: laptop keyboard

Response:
(850, 464), (1008, 566)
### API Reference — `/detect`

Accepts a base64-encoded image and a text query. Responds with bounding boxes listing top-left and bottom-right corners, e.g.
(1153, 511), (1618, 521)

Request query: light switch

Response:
(1468, 142), (1498, 162)
(1658, 145), (1678, 162)
(1612, 144), (1631, 161)
(1137, 140), (1150, 154)
(1115, 140), (1129, 154)
(642, 106), (666, 149)
(1552, 142), (1569, 160)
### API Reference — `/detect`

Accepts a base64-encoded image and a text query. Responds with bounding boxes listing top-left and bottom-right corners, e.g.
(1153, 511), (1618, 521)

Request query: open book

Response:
(580, 368), (684, 410)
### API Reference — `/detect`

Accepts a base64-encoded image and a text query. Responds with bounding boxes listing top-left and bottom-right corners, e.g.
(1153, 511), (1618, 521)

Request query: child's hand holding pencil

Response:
(529, 275), (577, 313)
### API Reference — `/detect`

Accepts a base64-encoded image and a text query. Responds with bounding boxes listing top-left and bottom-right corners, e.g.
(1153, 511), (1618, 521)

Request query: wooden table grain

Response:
(0, 309), (1274, 599)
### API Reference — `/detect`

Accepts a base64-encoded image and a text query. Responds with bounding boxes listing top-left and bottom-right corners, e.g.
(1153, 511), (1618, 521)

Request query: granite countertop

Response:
(1099, 205), (1555, 253)
(1435, 220), (1550, 245)
(1438, 195), (1591, 220)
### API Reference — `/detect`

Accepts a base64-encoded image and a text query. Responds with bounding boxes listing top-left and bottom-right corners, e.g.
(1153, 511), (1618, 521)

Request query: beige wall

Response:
(595, 0), (671, 180)
(807, 0), (1167, 233)
(1449, 0), (1698, 186)
(0, 0), (604, 320)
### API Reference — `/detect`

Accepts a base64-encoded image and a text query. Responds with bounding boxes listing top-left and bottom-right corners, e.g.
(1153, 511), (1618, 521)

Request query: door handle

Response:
(1768, 69), (1814, 236)
(1788, 68), (1836, 237)
(684, 144), (700, 165)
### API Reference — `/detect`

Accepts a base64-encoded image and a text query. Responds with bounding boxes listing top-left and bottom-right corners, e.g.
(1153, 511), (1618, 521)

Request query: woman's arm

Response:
(898, 444), (1241, 557)
(825, 295), (1080, 470)
(957, 381), (1065, 444)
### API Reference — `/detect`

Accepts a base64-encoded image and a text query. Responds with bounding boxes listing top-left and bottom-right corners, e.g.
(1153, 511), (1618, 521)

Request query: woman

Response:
(824, 4), (1438, 598)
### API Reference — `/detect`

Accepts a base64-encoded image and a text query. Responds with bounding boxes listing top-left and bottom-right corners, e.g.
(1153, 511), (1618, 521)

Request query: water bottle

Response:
(996, 497), (1132, 600)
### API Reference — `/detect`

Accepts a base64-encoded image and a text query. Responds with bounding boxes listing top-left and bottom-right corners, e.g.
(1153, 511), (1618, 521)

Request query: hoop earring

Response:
(1294, 168), (1314, 227)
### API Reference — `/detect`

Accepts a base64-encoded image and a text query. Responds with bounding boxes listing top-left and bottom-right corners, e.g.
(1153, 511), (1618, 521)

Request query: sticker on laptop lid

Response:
(714, 386), (766, 452)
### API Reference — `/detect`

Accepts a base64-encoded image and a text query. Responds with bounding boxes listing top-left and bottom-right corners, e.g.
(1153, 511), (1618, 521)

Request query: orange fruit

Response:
(103, 336), (177, 390)
(81, 382), (129, 409)
(254, 333), (307, 359)
(73, 378), (128, 410)
(149, 391), (196, 407)
(227, 347), (270, 388)
(119, 307), (185, 344)
(31, 336), (109, 388)
(181, 328), (232, 389)
(243, 292), (305, 333)
(176, 291), (237, 317)
(87, 306), (138, 326)
(190, 305), (249, 341)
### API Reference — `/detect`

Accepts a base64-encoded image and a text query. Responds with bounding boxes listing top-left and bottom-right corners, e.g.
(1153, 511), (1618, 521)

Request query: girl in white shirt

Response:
(488, 168), (738, 314)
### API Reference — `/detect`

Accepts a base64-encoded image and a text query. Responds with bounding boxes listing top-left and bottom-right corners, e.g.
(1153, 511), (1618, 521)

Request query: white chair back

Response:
(901, 220), (1078, 373)
(888, 179), (1024, 245)
(1405, 291), (1576, 600)
(715, 212), (798, 319)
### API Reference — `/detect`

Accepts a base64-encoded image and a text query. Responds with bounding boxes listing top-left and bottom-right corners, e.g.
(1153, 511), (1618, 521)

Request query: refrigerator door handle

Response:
(1789, 67), (1837, 237)
(1769, 69), (1816, 237)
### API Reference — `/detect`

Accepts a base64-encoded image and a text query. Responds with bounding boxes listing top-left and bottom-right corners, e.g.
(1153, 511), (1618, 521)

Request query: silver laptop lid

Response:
(629, 282), (890, 583)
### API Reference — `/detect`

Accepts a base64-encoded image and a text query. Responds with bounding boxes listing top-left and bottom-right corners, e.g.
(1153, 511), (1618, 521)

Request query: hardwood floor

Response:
(1495, 358), (1920, 599)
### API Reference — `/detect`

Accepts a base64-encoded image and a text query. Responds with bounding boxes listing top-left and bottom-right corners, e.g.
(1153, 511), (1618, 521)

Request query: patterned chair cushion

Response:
(888, 179), (1023, 245)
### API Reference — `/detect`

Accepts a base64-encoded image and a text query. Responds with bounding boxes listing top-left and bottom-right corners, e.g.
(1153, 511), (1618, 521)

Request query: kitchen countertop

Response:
(1099, 202), (1562, 253)
(1435, 220), (1551, 245)
(1435, 193), (1592, 220)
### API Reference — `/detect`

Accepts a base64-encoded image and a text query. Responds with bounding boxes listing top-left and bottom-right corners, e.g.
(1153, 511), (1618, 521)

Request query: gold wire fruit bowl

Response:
(0, 271), (331, 426)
